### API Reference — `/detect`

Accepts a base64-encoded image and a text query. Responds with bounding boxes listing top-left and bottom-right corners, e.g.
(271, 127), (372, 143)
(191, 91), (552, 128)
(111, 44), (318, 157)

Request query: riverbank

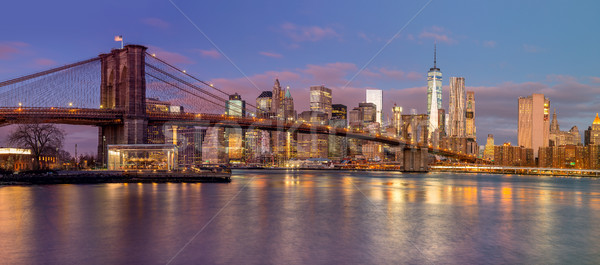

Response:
(431, 165), (600, 178)
(0, 170), (231, 185)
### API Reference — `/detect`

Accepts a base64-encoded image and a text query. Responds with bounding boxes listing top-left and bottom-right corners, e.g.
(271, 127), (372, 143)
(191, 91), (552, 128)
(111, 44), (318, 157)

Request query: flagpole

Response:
(121, 38), (123, 49)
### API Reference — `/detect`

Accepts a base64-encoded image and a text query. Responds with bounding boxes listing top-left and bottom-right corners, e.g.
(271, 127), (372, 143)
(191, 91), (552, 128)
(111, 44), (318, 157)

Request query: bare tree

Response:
(8, 124), (65, 170)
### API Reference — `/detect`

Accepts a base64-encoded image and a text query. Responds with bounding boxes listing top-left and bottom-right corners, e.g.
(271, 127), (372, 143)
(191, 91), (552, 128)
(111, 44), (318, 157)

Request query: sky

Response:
(0, 0), (599, 156)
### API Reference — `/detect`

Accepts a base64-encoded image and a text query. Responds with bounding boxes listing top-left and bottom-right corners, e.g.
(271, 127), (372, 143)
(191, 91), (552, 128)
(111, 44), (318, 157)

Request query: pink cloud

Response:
(523, 44), (544, 53)
(147, 46), (193, 64)
(590, 77), (600, 83)
(34, 58), (57, 67)
(418, 26), (457, 44)
(141, 17), (170, 29)
(280, 22), (340, 42)
(303, 62), (356, 86)
(0, 42), (29, 60)
(196, 49), (222, 59)
(483, 40), (496, 48)
(259, 51), (283, 58)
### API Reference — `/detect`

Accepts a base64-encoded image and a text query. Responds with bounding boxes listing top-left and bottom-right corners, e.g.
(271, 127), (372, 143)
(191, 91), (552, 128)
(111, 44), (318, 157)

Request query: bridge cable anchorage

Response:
(145, 53), (260, 113)
(145, 72), (227, 110)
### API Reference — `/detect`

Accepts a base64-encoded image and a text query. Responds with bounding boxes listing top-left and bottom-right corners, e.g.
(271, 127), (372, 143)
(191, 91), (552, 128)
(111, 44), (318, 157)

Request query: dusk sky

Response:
(1, 0), (599, 155)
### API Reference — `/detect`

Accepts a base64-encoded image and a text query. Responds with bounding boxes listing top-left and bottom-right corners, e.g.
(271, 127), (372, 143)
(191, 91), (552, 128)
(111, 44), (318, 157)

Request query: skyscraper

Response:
(465, 91), (476, 140)
(391, 104), (403, 136)
(310, 85), (332, 118)
(518, 93), (550, 157)
(427, 45), (442, 138)
(366, 89), (383, 124)
(271, 79), (284, 119)
(225, 93), (246, 162)
(283, 86), (295, 122)
(332, 104), (347, 120)
(449, 77), (466, 137)
(226, 93), (246, 117)
(584, 113), (600, 145)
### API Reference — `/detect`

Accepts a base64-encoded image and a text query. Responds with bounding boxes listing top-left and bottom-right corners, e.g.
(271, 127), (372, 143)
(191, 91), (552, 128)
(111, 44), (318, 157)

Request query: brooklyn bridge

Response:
(0, 44), (485, 171)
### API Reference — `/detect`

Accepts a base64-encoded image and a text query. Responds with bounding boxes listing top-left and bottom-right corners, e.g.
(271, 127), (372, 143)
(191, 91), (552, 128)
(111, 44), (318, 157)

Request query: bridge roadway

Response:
(0, 107), (484, 163)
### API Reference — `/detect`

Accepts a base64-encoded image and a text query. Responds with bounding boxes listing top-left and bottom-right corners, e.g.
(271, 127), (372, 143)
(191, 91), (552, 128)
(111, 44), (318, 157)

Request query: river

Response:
(1, 170), (599, 264)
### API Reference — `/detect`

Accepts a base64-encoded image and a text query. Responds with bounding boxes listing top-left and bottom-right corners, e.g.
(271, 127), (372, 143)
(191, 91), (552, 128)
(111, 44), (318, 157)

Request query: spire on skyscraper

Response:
(434, 43), (437, 68)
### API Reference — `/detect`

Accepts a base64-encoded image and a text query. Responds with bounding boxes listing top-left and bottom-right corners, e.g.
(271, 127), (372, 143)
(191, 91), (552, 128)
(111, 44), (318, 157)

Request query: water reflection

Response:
(1, 172), (600, 264)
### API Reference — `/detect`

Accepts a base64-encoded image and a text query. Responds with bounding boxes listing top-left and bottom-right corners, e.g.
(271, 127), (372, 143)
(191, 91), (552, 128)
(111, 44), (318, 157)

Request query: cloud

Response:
(196, 49), (222, 59)
(418, 26), (457, 44)
(523, 44), (544, 53)
(303, 62), (357, 86)
(378, 68), (422, 81)
(589, 77), (600, 83)
(34, 58), (57, 67)
(483, 40), (496, 48)
(280, 22), (340, 42)
(0, 42), (29, 60)
(358, 32), (371, 42)
(141, 18), (170, 29)
(147, 46), (194, 64)
(259, 51), (283, 58)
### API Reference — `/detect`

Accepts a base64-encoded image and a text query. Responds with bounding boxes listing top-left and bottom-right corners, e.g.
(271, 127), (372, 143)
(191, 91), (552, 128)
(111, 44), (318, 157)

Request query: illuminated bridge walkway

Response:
(0, 44), (487, 167)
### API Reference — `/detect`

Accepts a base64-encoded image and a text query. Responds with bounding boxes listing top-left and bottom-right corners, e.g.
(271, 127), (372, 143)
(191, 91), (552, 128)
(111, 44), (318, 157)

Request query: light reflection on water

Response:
(1, 171), (600, 264)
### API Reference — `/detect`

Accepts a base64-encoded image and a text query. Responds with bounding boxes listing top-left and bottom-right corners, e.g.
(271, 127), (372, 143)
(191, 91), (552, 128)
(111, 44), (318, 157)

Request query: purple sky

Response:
(1, 0), (599, 156)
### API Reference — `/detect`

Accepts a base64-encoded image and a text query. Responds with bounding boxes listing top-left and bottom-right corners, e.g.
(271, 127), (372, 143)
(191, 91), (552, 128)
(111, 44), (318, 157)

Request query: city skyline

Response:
(0, 0), (599, 155)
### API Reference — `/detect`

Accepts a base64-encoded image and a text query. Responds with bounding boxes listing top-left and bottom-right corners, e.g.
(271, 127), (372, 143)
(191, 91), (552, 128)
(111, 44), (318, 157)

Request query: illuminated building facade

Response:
(584, 113), (600, 145)
(310, 85), (332, 118)
(427, 45), (442, 139)
(518, 93), (550, 157)
(391, 104), (403, 136)
(225, 94), (246, 163)
(297, 111), (329, 159)
(366, 89), (383, 124)
(493, 143), (534, 166)
(449, 77), (466, 137)
(465, 91), (476, 140)
(483, 134), (495, 160)
(329, 104), (348, 160)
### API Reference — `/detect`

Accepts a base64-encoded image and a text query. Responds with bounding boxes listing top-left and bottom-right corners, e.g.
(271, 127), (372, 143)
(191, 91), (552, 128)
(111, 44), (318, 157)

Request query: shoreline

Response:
(0, 170), (231, 185)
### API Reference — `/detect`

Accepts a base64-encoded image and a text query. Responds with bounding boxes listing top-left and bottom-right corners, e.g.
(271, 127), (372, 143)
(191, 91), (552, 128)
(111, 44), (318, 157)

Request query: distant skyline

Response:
(1, 0), (599, 155)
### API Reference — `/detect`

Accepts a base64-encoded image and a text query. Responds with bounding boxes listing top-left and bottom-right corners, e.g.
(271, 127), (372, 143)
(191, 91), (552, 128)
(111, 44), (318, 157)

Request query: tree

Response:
(8, 123), (65, 170)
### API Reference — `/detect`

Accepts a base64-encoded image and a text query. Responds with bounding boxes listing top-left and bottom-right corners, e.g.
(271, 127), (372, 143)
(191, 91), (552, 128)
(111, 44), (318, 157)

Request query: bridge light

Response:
(69, 102), (73, 107)
(18, 102), (22, 107)
(182, 70), (186, 73)
(152, 53), (156, 57)
(100, 105), (103, 109)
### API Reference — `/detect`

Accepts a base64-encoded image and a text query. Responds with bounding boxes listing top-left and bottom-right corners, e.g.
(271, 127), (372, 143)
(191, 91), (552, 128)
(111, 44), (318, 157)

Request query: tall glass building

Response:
(310, 85), (332, 118)
(366, 89), (383, 124)
(427, 45), (442, 137)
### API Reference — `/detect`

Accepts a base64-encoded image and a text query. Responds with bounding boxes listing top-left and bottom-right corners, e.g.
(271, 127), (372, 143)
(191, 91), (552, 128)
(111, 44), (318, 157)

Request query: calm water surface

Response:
(1, 170), (600, 264)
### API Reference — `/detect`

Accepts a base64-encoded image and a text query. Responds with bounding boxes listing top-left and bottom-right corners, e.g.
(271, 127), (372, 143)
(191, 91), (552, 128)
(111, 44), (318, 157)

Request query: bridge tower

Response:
(97, 45), (148, 165)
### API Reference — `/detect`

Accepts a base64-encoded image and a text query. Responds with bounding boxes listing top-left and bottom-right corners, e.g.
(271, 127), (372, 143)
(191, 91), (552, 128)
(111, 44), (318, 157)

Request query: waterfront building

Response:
(225, 93), (246, 163)
(465, 91), (476, 140)
(297, 111), (329, 159)
(437, 109), (446, 137)
(225, 93), (246, 117)
(539, 145), (586, 169)
(202, 127), (226, 164)
(493, 143), (534, 167)
(439, 137), (478, 155)
(483, 134), (495, 160)
(366, 89), (383, 124)
(549, 109), (580, 146)
(283, 86), (296, 122)
(518, 93), (550, 157)
(391, 104), (403, 136)
(332, 104), (347, 120)
(0, 148), (34, 171)
(310, 85), (332, 118)
(329, 104), (348, 160)
(256, 91), (273, 117)
(584, 113), (600, 145)
(359, 102), (377, 124)
(427, 45), (442, 140)
(449, 77), (466, 137)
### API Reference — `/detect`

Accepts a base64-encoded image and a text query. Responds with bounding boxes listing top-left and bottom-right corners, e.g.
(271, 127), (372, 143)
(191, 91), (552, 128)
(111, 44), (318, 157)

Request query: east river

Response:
(1, 170), (600, 264)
